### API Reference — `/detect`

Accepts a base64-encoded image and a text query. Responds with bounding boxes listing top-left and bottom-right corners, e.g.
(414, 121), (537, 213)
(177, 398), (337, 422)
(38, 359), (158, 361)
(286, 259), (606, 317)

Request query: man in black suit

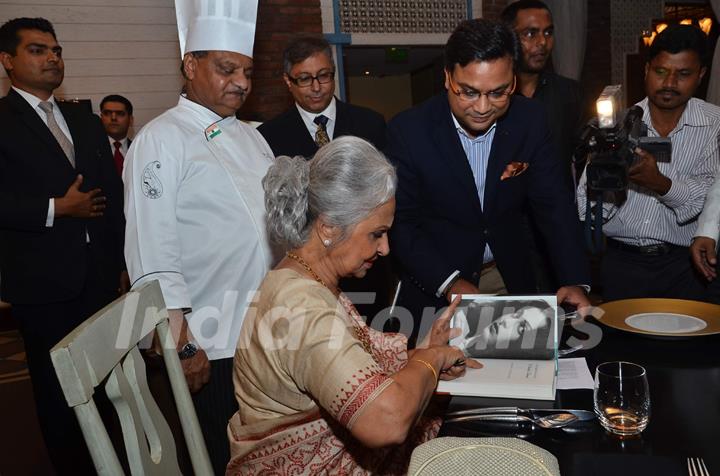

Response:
(0, 18), (125, 474)
(501, 0), (588, 292)
(259, 37), (392, 323)
(501, 0), (585, 181)
(258, 36), (386, 158)
(100, 94), (133, 176)
(387, 19), (590, 344)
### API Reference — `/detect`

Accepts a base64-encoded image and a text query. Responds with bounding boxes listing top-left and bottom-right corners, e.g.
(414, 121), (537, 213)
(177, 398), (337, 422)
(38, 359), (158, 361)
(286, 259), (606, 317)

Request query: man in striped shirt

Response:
(577, 24), (720, 302)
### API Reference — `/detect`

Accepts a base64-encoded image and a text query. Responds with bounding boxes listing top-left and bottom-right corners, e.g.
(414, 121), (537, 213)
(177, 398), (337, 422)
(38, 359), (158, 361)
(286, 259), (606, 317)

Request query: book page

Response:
(449, 295), (558, 360)
(437, 359), (557, 400)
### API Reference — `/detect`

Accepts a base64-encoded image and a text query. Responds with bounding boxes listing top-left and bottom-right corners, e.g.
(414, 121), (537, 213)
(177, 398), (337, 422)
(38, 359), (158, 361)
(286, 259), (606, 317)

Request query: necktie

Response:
(38, 101), (75, 167)
(113, 141), (124, 176)
(314, 114), (330, 148)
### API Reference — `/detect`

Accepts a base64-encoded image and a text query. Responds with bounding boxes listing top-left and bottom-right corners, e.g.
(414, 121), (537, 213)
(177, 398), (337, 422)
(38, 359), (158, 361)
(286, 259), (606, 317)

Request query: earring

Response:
(323, 239), (331, 247)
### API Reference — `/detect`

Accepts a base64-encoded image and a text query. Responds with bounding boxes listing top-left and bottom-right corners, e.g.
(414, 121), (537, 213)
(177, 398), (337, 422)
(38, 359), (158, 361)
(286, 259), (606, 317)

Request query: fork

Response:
(688, 457), (710, 476)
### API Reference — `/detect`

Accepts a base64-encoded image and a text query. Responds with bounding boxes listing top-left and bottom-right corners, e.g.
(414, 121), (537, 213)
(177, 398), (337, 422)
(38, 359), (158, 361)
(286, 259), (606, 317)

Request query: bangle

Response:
(411, 358), (438, 382)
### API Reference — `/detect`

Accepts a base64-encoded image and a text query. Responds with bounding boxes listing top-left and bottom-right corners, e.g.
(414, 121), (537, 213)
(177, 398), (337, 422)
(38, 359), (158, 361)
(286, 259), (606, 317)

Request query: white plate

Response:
(625, 312), (707, 334)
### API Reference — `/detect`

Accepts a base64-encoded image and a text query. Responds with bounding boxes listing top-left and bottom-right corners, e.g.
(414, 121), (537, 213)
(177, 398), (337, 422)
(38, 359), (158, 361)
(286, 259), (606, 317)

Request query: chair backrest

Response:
(408, 437), (561, 476)
(50, 280), (213, 475)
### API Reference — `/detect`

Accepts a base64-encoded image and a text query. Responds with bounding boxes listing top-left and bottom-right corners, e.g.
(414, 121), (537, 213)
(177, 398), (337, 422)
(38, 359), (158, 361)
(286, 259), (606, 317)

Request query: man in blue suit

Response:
(387, 19), (590, 344)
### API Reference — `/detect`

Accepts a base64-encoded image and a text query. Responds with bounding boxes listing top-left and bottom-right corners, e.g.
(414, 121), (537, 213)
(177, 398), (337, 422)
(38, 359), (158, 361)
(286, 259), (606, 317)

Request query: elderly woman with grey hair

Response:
(226, 137), (478, 475)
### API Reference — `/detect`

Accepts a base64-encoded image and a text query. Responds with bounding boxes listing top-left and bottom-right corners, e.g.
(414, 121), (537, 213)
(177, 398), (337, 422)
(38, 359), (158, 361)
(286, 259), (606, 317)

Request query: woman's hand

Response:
(437, 347), (483, 381)
(416, 296), (463, 349)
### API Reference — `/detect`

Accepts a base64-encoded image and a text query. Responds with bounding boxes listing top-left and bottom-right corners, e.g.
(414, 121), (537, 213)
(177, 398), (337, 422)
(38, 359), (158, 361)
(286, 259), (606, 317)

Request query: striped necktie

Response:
(314, 114), (330, 147)
(38, 101), (75, 167)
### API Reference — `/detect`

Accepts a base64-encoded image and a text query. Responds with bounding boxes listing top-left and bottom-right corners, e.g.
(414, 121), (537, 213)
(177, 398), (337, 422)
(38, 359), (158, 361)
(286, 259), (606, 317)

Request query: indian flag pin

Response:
(205, 123), (222, 140)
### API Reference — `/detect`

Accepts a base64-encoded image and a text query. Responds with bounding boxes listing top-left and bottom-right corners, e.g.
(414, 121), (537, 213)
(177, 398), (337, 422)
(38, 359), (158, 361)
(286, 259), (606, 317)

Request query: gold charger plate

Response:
(597, 298), (720, 338)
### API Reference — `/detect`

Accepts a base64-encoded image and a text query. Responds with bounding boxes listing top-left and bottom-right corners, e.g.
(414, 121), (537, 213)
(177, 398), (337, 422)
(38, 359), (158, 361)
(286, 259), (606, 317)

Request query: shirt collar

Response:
(450, 111), (497, 141)
(12, 86), (59, 111)
(108, 135), (129, 147)
(637, 96), (713, 135)
(296, 96), (337, 124)
(177, 94), (226, 128)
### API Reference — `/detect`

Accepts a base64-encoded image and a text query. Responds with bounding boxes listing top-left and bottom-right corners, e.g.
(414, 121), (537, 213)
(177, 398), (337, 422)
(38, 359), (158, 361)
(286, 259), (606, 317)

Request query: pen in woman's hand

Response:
(441, 358), (467, 374)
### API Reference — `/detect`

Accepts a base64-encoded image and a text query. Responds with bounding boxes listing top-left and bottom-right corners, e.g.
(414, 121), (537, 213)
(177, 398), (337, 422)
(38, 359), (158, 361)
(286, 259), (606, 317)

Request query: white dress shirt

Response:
(108, 136), (130, 156)
(296, 97), (337, 141)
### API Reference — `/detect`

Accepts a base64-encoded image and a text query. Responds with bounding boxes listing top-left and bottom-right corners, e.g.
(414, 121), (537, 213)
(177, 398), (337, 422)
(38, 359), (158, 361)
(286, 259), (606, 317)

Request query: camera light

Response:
(596, 99), (614, 115)
(596, 85), (623, 129)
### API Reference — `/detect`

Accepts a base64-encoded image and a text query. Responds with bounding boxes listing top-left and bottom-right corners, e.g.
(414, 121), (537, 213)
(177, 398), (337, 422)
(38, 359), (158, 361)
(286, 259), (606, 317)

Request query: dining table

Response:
(439, 319), (720, 475)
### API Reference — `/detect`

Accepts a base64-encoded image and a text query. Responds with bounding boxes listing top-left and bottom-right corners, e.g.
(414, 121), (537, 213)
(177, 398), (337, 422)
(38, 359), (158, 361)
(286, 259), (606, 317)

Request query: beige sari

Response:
(226, 269), (441, 475)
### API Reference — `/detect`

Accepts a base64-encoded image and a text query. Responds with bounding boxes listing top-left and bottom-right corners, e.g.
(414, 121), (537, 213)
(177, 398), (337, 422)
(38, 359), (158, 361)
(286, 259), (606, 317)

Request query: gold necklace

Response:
(286, 252), (335, 292)
(285, 251), (374, 356)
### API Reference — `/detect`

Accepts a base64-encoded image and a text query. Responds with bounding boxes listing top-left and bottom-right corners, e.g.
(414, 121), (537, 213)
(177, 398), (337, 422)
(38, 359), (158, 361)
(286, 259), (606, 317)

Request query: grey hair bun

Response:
(263, 136), (396, 250)
(262, 155), (311, 248)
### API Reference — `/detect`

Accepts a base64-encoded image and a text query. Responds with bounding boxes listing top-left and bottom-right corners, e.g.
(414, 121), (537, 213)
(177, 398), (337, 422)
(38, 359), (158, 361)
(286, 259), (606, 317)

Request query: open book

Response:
(437, 295), (558, 400)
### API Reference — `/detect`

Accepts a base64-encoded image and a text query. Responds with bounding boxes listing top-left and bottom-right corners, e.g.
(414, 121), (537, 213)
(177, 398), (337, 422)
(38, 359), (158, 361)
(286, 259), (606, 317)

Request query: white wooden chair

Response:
(50, 280), (213, 475)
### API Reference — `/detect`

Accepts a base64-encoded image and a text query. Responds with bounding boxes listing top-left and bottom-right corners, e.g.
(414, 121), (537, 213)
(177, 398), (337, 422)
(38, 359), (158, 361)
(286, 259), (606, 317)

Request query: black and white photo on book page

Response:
(449, 295), (558, 360)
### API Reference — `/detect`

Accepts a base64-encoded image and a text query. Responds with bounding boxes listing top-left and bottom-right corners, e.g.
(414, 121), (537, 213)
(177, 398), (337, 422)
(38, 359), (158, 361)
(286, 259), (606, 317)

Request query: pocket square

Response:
(501, 161), (529, 180)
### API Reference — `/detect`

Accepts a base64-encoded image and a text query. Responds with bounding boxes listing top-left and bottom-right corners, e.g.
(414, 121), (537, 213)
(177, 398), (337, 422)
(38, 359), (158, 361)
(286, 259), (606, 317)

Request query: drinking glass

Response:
(593, 361), (651, 435)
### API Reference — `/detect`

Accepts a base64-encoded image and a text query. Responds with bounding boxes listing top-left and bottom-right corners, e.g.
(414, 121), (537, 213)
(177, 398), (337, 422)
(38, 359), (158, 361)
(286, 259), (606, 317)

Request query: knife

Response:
(445, 406), (597, 421)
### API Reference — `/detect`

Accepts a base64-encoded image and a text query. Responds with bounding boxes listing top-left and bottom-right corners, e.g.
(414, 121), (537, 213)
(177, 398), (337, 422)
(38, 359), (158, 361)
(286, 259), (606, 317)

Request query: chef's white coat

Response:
(123, 95), (276, 360)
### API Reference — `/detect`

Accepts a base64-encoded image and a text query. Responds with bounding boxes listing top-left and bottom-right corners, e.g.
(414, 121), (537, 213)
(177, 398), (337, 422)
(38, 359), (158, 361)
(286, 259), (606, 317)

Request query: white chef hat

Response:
(175, 0), (259, 58)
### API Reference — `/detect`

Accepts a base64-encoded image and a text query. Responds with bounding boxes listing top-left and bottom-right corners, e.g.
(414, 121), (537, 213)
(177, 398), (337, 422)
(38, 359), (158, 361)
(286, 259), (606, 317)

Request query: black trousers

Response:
(192, 356), (237, 475)
(12, 247), (119, 476)
(706, 261), (720, 304)
(601, 244), (708, 302)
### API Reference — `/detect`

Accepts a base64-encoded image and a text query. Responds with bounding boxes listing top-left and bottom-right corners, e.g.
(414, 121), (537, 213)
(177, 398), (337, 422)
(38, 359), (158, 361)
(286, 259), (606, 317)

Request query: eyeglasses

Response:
(286, 70), (335, 88)
(446, 74), (516, 104)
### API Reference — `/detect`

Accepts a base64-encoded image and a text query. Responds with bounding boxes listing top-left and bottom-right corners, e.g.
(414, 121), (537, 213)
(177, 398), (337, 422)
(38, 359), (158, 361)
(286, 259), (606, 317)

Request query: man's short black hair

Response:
(444, 19), (519, 71)
(0, 17), (56, 55)
(100, 94), (133, 115)
(283, 37), (334, 74)
(500, 0), (552, 26)
(648, 24), (709, 66)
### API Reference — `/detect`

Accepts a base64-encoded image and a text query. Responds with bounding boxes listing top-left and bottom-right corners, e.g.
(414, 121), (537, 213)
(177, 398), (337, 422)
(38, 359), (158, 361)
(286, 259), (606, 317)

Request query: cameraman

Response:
(577, 24), (720, 302)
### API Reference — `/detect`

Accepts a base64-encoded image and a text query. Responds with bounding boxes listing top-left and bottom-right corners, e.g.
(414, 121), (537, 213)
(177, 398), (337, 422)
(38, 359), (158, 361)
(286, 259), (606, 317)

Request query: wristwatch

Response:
(178, 341), (199, 360)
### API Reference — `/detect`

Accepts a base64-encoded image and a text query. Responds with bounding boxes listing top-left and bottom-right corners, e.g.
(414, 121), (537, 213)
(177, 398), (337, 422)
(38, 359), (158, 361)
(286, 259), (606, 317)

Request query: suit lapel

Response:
(8, 89), (74, 170)
(333, 98), (351, 137)
(289, 106), (318, 157)
(432, 96), (484, 218)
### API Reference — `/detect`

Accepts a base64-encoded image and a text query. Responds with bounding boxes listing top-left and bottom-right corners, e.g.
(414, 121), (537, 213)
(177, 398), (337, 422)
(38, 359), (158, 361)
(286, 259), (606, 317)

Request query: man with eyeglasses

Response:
(258, 36), (392, 324)
(258, 36), (386, 159)
(387, 19), (590, 346)
(99, 94), (133, 176)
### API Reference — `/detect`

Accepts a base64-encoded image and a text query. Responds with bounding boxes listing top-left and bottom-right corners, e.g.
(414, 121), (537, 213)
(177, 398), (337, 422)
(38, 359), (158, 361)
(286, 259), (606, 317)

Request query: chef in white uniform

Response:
(123, 0), (275, 472)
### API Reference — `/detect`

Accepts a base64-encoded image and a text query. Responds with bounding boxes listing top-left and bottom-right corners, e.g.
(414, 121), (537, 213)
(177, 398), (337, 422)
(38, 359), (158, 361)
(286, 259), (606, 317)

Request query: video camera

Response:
(576, 85), (671, 193)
